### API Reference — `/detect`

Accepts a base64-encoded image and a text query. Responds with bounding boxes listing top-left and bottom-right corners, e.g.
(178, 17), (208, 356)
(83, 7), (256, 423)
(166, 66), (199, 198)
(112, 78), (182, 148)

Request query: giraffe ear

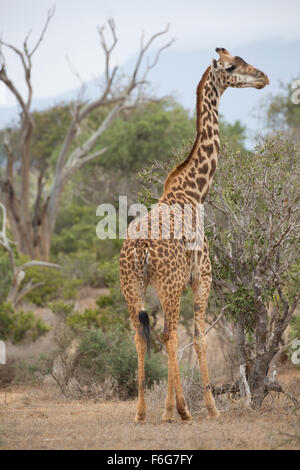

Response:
(212, 59), (219, 70)
(215, 47), (231, 58)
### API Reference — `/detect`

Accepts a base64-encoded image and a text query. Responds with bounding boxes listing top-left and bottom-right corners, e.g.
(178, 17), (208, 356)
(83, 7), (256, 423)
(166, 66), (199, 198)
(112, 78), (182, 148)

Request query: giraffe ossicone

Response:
(119, 48), (269, 423)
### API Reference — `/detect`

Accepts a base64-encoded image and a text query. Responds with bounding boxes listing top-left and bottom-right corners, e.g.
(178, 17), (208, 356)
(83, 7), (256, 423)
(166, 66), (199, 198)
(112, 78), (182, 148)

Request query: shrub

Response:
(95, 256), (131, 330)
(67, 309), (101, 330)
(78, 327), (167, 397)
(55, 251), (101, 286)
(51, 205), (97, 256)
(23, 266), (80, 306)
(0, 302), (49, 343)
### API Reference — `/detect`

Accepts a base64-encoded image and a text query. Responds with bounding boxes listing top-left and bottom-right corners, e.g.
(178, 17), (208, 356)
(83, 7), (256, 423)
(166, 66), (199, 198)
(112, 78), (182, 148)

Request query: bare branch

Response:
(178, 305), (228, 361)
(16, 260), (60, 273)
(63, 147), (108, 180)
(14, 280), (44, 306)
(0, 60), (29, 116)
(130, 23), (171, 88)
(29, 7), (55, 57)
(0, 41), (27, 71)
(98, 17), (118, 85)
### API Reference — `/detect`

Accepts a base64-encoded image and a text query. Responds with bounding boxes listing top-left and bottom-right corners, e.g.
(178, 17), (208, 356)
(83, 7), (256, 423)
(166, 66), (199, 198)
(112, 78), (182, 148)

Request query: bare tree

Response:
(0, 202), (59, 306)
(0, 10), (174, 260)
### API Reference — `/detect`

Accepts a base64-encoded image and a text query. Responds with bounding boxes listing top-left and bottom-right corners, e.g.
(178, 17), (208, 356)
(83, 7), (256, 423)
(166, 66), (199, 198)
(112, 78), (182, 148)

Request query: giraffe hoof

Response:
(162, 414), (175, 423)
(181, 413), (193, 422)
(208, 409), (220, 420)
(177, 408), (193, 422)
(135, 414), (146, 423)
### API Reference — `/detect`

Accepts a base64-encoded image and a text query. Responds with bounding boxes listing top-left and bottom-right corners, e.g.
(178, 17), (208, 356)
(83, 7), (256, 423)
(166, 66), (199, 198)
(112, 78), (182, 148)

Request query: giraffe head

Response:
(212, 47), (269, 90)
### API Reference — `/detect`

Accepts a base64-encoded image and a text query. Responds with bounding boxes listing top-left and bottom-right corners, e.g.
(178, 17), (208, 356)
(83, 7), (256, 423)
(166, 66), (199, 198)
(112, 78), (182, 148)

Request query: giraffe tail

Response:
(138, 310), (151, 356)
(133, 240), (150, 355)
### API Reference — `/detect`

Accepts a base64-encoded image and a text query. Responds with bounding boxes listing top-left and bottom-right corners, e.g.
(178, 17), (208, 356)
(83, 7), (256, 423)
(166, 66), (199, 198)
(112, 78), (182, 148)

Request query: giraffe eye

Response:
(226, 65), (235, 72)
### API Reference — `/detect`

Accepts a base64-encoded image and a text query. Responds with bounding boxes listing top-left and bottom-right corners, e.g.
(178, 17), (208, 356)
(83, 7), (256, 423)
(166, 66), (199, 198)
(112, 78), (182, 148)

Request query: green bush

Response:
(55, 251), (101, 286)
(23, 266), (80, 306)
(95, 256), (131, 329)
(79, 327), (167, 397)
(67, 309), (101, 330)
(51, 205), (97, 256)
(48, 300), (75, 321)
(48, 297), (129, 332)
(51, 201), (123, 286)
(0, 302), (49, 343)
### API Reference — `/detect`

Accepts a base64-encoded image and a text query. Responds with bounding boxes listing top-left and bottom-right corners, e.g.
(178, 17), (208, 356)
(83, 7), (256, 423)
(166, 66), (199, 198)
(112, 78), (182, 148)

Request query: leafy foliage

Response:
(23, 266), (80, 307)
(0, 302), (49, 343)
(219, 117), (246, 151)
(91, 99), (194, 172)
(78, 327), (167, 397)
(263, 80), (300, 138)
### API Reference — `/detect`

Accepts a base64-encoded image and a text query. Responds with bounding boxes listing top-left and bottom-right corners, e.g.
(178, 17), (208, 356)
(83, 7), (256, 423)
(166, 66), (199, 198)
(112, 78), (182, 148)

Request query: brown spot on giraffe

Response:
(209, 158), (217, 178)
(201, 143), (214, 158)
(207, 125), (213, 139)
(199, 163), (209, 175)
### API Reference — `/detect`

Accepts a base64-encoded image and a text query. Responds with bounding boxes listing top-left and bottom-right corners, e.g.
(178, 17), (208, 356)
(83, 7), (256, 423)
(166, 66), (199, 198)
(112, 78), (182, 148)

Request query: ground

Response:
(0, 376), (299, 450)
(1, 288), (299, 450)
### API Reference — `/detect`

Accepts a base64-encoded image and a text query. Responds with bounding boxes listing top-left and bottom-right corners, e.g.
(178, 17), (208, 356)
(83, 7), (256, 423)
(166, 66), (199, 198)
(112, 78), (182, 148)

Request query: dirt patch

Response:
(0, 382), (299, 450)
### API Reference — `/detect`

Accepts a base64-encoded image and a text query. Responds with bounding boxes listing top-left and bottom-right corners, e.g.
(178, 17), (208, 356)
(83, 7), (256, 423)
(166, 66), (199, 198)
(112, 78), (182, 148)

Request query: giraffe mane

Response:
(162, 66), (211, 196)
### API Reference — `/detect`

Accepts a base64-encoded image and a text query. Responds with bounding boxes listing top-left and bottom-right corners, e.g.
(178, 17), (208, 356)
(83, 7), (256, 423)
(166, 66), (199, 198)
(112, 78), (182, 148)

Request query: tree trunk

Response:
(2, 189), (52, 261)
(249, 354), (270, 408)
(32, 219), (52, 261)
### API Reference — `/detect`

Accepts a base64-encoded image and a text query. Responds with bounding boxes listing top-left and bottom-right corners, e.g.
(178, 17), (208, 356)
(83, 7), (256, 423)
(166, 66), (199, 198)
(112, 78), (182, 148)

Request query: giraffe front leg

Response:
(194, 330), (220, 419)
(192, 274), (220, 419)
(159, 290), (192, 423)
(168, 331), (192, 422)
(134, 331), (147, 422)
(162, 329), (176, 423)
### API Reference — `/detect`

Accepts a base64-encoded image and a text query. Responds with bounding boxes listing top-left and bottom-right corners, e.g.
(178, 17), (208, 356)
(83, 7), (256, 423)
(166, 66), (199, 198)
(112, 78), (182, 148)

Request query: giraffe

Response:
(119, 47), (269, 423)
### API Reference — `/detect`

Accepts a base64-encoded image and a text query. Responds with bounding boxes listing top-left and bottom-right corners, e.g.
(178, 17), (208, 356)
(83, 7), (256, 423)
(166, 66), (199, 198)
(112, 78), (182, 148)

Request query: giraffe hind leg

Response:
(120, 242), (150, 422)
(121, 280), (148, 422)
(127, 302), (148, 423)
(162, 317), (176, 422)
(134, 327), (147, 422)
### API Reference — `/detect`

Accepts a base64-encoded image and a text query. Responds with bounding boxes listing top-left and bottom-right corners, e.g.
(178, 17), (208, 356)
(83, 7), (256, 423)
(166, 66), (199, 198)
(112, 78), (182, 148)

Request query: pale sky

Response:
(1, 0), (300, 143)
(1, 0), (300, 100)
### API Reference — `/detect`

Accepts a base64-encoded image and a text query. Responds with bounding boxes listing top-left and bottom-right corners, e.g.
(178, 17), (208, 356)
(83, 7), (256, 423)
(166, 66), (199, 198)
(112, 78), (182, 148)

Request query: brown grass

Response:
(0, 375), (299, 450)
(1, 291), (299, 450)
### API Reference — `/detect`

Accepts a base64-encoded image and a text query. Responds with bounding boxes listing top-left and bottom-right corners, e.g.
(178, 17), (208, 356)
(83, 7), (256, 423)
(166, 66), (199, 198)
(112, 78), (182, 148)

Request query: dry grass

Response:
(0, 374), (299, 450)
(1, 292), (299, 450)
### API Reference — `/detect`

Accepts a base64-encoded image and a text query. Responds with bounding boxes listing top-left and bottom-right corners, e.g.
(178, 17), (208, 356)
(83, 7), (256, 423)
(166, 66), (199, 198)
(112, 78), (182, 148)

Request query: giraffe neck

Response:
(162, 66), (222, 207)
